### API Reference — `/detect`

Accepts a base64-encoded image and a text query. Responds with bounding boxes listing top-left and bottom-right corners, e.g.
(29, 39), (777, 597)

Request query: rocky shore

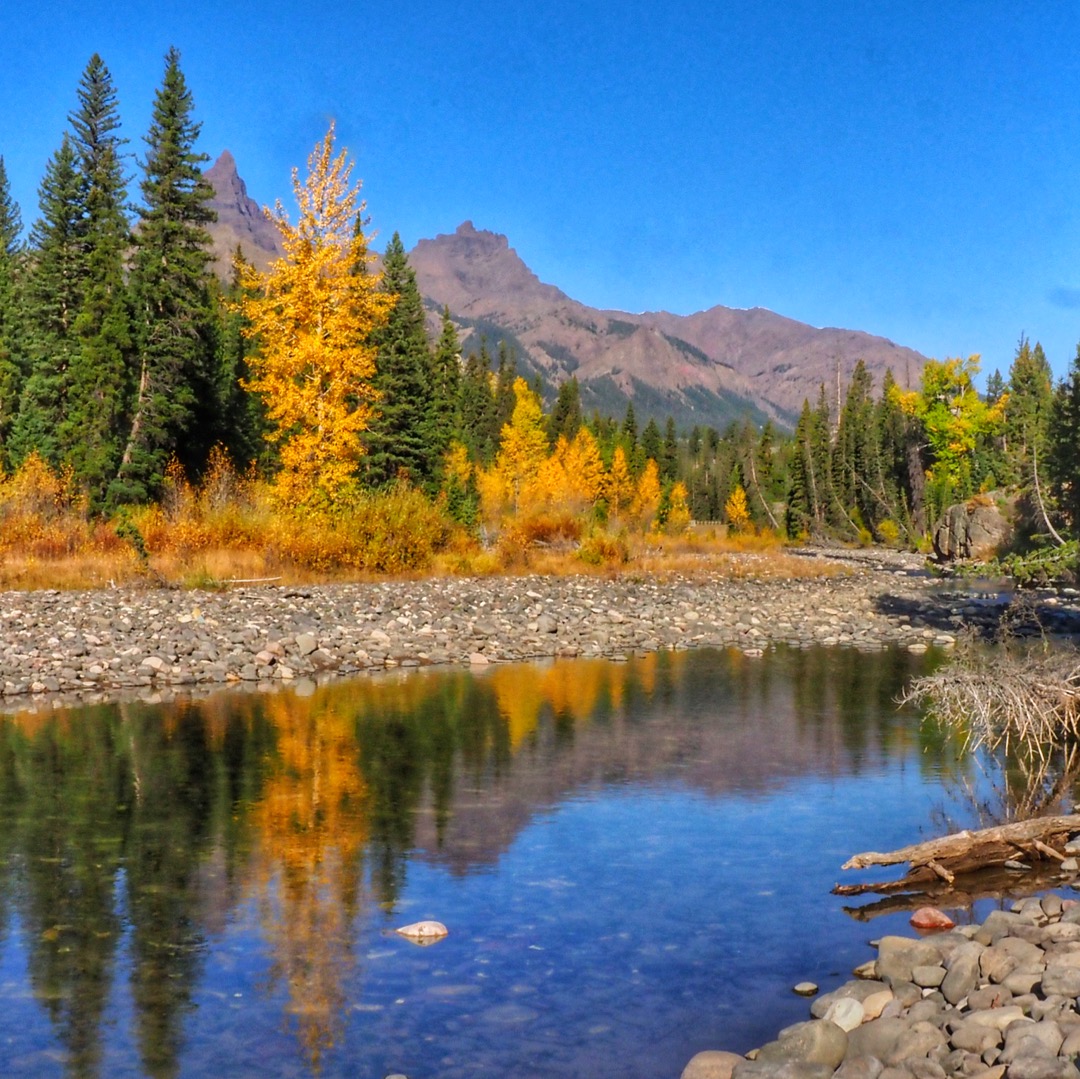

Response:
(1, 550), (1078, 713)
(683, 894), (1080, 1079)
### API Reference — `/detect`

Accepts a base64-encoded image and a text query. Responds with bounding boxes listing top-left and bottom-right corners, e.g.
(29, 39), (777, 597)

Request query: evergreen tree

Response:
(362, 232), (432, 487)
(458, 344), (498, 463)
(661, 416), (679, 481)
(640, 416), (661, 464)
(60, 54), (133, 504)
(10, 137), (85, 468)
(546, 376), (582, 446)
(0, 156), (25, 463)
(212, 258), (267, 469)
(426, 306), (460, 479)
(1002, 336), (1053, 494)
(832, 360), (881, 535)
(1048, 346), (1080, 540)
(493, 342), (517, 430)
(114, 47), (217, 504)
(621, 400), (638, 452)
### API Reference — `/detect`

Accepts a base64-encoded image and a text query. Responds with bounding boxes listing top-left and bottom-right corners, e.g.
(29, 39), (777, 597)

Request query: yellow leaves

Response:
(665, 481), (691, 534)
(494, 377), (549, 512)
(630, 458), (661, 527)
(604, 446), (634, 517)
(724, 484), (751, 533)
(237, 124), (394, 507)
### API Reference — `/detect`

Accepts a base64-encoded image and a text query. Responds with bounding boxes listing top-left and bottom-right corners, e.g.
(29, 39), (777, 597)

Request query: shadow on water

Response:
(0, 645), (979, 1078)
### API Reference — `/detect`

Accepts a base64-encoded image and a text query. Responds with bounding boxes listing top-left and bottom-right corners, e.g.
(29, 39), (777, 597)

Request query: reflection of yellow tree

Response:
(489, 658), (644, 748)
(250, 691), (369, 1071)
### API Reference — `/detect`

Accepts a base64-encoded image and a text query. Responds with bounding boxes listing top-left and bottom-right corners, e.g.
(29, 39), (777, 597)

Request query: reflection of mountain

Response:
(0, 646), (948, 1075)
(396, 647), (934, 876)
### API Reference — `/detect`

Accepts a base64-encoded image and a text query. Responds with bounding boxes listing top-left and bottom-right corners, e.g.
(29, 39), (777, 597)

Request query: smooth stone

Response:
(823, 998), (864, 1033)
(941, 942), (984, 1005)
(876, 936), (943, 984)
(794, 983), (819, 997)
(682, 1051), (746, 1079)
(911, 907), (956, 930)
(833, 1058), (884, 1079)
(1003, 1059), (1080, 1079)
(755, 1020), (849, 1070)
(394, 920), (448, 943)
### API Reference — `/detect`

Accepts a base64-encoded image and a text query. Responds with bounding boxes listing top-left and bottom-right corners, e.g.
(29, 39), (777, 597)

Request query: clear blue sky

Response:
(2, 1), (1080, 381)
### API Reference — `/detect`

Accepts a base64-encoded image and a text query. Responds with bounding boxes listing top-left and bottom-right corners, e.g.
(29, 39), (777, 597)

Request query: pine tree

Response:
(61, 53), (133, 504)
(426, 306), (460, 479)
(494, 343), (517, 430)
(621, 401), (638, 453)
(661, 416), (678, 481)
(1048, 346), (1080, 540)
(10, 137), (85, 468)
(362, 232), (431, 488)
(458, 344), (498, 464)
(0, 156), (25, 463)
(1003, 336), (1053, 494)
(832, 360), (881, 535)
(546, 377), (582, 446)
(114, 47), (217, 504)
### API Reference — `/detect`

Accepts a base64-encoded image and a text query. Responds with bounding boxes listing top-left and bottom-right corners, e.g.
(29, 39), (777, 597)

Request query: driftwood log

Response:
(834, 814), (1080, 898)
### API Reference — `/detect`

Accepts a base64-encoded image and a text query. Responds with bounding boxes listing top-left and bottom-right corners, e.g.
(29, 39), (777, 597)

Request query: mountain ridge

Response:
(203, 155), (928, 430)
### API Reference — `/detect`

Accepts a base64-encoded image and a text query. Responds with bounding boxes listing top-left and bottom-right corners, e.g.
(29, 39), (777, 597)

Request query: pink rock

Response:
(910, 906), (956, 930)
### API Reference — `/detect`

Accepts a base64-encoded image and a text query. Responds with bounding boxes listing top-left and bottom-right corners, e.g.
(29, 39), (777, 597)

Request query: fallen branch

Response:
(836, 814), (1080, 896)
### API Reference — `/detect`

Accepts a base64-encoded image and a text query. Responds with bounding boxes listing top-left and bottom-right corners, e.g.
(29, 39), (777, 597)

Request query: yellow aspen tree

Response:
(495, 378), (549, 512)
(563, 427), (606, 506)
(724, 483), (752, 533)
(630, 458), (661, 529)
(239, 124), (394, 507)
(605, 445), (635, 518)
(665, 480), (691, 533)
(534, 451), (569, 509)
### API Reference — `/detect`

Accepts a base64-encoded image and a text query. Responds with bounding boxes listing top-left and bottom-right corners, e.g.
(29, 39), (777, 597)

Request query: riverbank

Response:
(2, 549), (1078, 713)
(683, 896), (1080, 1079)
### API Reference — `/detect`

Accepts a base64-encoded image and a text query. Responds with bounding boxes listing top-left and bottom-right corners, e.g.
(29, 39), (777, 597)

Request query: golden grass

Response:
(0, 455), (849, 591)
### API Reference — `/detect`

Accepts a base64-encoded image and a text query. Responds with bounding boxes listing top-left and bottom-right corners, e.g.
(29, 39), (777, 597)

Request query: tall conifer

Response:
(362, 233), (432, 487)
(0, 156), (25, 462)
(114, 48), (217, 504)
(10, 137), (85, 467)
(60, 55), (133, 504)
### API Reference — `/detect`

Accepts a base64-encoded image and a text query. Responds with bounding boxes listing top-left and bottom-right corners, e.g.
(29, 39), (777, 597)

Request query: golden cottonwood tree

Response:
(239, 124), (393, 506)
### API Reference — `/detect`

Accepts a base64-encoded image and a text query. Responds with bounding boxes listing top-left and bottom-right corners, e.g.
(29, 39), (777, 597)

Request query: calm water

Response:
(0, 645), (988, 1078)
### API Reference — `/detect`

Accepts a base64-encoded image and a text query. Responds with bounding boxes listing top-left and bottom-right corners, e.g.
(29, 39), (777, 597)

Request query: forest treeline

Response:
(1, 50), (1079, 576)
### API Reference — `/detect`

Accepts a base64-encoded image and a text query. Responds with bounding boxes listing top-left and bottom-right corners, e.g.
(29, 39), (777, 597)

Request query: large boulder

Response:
(932, 499), (1011, 561)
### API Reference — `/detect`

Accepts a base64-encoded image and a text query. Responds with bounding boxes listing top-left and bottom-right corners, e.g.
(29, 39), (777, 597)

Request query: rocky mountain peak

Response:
(203, 151), (283, 273)
(410, 222), (569, 317)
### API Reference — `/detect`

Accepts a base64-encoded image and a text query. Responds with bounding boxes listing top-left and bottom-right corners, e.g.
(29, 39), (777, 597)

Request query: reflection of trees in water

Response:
(0, 644), (950, 1075)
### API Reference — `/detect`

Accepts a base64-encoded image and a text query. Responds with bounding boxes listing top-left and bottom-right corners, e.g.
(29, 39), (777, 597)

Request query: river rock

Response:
(755, 1020), (849, 1070)
(394, 920), (448, 943)
(682, 1051), (746, 1079)
(876, 937), (944, 984)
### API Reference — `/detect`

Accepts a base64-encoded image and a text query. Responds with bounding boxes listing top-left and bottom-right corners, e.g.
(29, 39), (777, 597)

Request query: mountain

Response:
(203, 153), (928, 430)
(410, 222), (928, 429)
(203, 150), (284, 275)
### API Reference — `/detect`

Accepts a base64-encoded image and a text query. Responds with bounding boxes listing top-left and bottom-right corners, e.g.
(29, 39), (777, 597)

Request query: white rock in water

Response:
(395, 920), (449, 943)
(793, 981), (818, 996)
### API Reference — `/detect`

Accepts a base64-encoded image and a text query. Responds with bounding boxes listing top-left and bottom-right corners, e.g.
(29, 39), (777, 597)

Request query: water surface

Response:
(0, 645), (977, 1078)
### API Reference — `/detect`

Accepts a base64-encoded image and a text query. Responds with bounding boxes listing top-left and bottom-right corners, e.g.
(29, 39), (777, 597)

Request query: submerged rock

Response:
(394, 920), (448, 944)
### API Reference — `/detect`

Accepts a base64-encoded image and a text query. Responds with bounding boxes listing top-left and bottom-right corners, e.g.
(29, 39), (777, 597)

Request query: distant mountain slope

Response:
(410, 223), (928, 428)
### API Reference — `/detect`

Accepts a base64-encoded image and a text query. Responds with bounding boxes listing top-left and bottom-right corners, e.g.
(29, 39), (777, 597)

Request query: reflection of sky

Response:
(0, 648), (983, 1078)
(169, 762), (953, 1079)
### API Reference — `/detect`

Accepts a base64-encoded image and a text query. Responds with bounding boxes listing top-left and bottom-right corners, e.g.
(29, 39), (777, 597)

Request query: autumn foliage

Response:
(238, 124), (393, 508)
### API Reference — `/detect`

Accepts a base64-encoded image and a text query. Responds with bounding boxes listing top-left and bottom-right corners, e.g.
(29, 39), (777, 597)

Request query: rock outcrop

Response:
(933, 500), (1012, 561)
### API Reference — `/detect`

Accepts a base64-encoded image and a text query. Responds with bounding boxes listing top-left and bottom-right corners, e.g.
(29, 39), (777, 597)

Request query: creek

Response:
(0, 644), (991, 1078)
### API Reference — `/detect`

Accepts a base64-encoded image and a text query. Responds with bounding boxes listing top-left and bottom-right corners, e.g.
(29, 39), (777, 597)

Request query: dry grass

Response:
(0, 455), (852, 591)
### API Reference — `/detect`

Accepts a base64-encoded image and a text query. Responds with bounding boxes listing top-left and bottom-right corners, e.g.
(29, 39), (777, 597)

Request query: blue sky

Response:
(2, 1), (1080, 380)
